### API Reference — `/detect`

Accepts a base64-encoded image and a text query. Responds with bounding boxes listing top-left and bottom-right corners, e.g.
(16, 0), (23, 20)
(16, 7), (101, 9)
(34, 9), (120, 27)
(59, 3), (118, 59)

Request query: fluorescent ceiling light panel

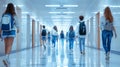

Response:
(52, 19), (61, 21)
(104, 5), (120, 8)
(5, 4), (24, 7)
(63, 16), (73, 18)
(16, 5), (24, 7)
(63, 19), (71, 22)
(113, 12), (120, 14)
(49, 12), (61, 14)
(51, 16), (73, 18)
(63, 5), (78, 7)
(22, 12), (29, 14)
(51, 16), (61, 18)
(63, 12), (75, 14)
(45, 5), (60, 7)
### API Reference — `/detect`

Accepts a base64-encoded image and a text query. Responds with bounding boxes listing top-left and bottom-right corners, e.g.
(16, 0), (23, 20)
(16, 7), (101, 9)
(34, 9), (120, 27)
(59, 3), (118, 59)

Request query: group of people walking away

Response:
(0, 2), (117, 67)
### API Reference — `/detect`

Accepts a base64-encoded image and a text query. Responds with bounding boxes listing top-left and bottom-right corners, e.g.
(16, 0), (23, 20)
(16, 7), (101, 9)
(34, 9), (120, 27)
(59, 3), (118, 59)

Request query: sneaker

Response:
(3, 58), (10, 67)
(82, 51), (85, 55)
(105, 52), (110, 60)
(105, 55), (110, 60)
(80, 52), (83, 54)
(44, 45), (46, 50)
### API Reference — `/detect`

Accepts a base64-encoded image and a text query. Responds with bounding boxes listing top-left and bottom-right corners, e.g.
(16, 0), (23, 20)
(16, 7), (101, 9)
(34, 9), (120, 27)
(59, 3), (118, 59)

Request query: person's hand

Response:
(0, 30), (1, 39)
(17, 29), (19, 33)
(115, 33), (117, 38)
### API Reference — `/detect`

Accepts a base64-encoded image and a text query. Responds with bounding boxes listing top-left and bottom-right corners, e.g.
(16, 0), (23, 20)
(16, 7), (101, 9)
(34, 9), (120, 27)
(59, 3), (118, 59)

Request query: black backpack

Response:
(79, 22), (86, 35)
(42, 29), (46, 36)
(60, 33), (64, 38)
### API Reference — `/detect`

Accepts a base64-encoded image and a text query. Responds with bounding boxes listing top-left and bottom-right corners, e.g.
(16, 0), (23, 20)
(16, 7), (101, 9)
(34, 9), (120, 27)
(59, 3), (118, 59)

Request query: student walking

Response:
(41, 25), (47, 49)
(77, 16), (86, 55)
(60, 30), (65, 47)
(0, 3), (19, 67)
(68, 25), (75, 54)
(47, 31), (51, 45)
(51, 26), (58, 47)
(100, 7), (117, 60)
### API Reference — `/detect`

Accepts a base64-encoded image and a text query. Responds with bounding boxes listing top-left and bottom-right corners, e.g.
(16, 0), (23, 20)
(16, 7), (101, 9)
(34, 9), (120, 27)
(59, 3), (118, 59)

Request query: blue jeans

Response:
(42, 36), (46, 41)
(102, 30), (113, 54)
(79, 37), (85, 52)
(48, 37), (51, 44)
(52, 35), (57, 47)
(69, 39), (74, 50)
(61, 38), (64, 46)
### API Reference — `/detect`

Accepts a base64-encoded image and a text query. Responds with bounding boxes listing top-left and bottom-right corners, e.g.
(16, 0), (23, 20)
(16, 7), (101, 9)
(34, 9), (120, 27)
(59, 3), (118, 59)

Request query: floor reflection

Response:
(0, 39), (120, 67)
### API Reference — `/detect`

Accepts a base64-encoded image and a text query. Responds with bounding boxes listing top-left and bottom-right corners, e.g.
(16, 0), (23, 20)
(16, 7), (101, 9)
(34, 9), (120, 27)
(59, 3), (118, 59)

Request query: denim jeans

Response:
(102, 30), (113, 54)
(48, 37), (51, 45)
(79, 37), (85, 52)
(69, 39), (74, 50)
(52, 35), (58, 47)
(61, 38), (64, 46)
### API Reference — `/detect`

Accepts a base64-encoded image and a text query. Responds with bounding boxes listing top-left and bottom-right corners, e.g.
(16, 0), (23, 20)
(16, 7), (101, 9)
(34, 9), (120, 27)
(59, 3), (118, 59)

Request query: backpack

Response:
(60, 33), (64, 38)
(79, 22), (86, 35)
(69, 31), (75, 39)
(104, 21), (113, 31)
(42, 29), (46, 36)
(1, 13), (14, 31)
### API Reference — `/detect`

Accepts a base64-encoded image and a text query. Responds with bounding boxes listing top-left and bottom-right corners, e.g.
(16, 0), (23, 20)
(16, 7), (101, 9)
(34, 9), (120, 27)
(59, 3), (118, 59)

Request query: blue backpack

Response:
(69, 31), (75, 39)
(1, 13), (14, 31)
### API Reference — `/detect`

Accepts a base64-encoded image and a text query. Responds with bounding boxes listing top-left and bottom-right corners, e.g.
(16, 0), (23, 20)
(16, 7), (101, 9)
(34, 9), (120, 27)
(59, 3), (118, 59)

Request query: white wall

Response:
(111, 16), (120, 51)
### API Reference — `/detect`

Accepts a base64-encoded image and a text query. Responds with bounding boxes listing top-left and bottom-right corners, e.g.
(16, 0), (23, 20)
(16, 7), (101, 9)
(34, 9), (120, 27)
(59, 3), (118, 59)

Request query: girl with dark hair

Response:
(0, 3), (19, 66)
(51, 26), (58, 47)
(60, 30), (65, 47)
(100, 6), (117, 60)
(68, 25), (75, 54)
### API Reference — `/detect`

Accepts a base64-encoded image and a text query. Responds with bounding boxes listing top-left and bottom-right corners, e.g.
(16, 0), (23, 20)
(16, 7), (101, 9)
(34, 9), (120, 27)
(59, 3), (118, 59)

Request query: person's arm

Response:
(14, 15), (19, 33)
(113, 26), (117, 38)
(0, 22), (1, 34)
(75, 24), (79, 38)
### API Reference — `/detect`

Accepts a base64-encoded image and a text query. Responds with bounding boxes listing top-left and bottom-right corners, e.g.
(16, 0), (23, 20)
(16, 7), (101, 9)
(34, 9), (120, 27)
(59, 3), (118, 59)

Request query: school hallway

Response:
(0, 40), (120, 67)
(0, 0), (120, 67)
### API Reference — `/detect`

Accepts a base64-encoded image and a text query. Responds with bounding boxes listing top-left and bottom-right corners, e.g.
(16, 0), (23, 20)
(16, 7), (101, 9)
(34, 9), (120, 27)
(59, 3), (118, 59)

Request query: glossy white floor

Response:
(0, 40), (120, 67)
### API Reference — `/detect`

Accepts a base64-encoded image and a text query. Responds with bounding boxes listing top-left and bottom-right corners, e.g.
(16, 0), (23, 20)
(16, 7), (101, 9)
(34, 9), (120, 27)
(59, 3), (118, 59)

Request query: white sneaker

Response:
(3, 58), (10, 67)
(105, 52), (110, 60)
(82, 51), (85, 55)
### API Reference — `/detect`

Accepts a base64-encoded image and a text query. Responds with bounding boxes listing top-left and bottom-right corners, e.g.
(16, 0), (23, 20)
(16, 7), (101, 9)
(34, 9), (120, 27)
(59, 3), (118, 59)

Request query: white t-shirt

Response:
(100, 16), (114, 31)
(51, 29), (58, 36)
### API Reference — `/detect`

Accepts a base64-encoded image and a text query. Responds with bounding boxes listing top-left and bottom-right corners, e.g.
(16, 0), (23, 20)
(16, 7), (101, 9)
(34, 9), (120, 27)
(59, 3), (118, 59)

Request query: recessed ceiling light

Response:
(63, 5), (78, 7)
(52, 19), (61, 22)
(51, 16), (60, 18)
(63, 19), (72, 22)
(48, 12), (61, 14)
(104, 5), (120, 8)
(51, 16), (73, 18)
(5, 4), (24, 7)
(22, 12), (29, 14)
(63, 16), (73, 18)
(45, 5), (60, 7)
(63, 12), (75, 14)
(113, 12), (120, 14)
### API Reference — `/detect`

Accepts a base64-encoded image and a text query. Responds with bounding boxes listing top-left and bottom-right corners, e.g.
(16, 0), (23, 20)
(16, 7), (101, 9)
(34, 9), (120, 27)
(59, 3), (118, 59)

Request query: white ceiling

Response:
(1, 0), (120, 27)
